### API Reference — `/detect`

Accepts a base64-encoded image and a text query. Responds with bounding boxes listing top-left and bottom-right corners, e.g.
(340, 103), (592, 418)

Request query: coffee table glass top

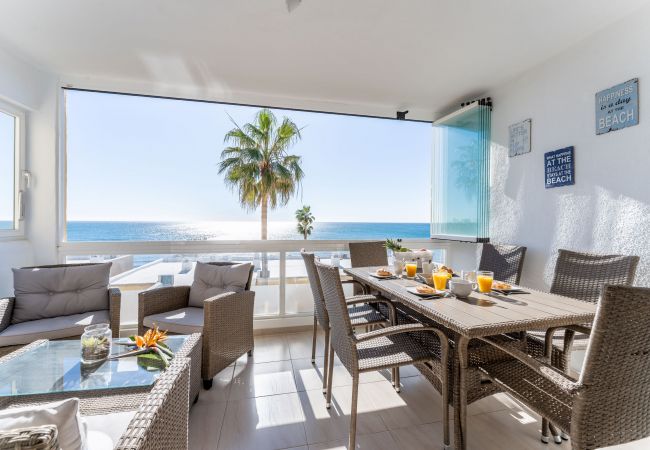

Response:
(0, 335), (187, 398)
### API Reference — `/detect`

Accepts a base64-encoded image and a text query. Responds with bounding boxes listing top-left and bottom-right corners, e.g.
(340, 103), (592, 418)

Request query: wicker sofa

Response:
(138, 262), (255, 389)
(0, 263), (121, 358)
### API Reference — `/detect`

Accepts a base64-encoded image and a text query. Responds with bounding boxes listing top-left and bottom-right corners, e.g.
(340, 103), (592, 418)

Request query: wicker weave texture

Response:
(0, 425), (58, 450)
(138, 261), (255, 383)
(550, 249), (639, 303)
(480, 286), (650, 450)
(478, 243), (527, 285)
(116, 357), (191, 450)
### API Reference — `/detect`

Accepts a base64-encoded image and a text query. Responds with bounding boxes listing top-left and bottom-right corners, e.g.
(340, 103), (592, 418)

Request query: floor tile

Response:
(287, 330), (327, 360)
(292, 357), (352, 392)
(308, 430), (398, 450)
(217, 393), (308, 450)
(200, 365), (235, 403)
(237, 334), (292, 364)
(389, 421), (448, 450)
(230, 359), (297, 400)
(368, 376), (445, 429)
(189, 399), (227, 450)
(299, 387), (386, 444)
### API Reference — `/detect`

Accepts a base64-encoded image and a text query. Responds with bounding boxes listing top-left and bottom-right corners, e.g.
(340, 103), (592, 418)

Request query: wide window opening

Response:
(0, 100), (23, 236)
(64, 89), (433, 242)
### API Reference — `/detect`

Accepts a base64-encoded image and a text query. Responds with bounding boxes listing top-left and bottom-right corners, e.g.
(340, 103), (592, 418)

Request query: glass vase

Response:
(80, 323), (112, 364)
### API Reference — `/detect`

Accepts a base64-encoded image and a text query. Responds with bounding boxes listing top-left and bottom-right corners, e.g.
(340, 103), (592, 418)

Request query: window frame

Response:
(0, 98), (26, 240)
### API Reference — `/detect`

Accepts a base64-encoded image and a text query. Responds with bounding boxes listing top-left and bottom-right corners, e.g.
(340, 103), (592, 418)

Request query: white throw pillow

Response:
(0, 398), (87, 450)
(188, 262), (251, 308)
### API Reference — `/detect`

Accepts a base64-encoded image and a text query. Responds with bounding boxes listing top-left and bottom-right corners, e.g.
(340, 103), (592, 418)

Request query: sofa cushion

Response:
(144, 307), (203, 334)
(188, 262), (251, 308)
(12, 263), (112, 324)
(0, 310), (110, 347)
(0, 398), (87, 450)
(85, 410), (136, 450)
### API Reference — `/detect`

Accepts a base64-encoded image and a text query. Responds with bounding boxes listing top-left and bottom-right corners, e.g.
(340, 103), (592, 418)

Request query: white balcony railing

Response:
(58, 239), (449, 330)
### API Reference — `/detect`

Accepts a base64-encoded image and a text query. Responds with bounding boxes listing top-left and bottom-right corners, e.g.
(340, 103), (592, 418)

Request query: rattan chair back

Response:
(301, 252), (329, 329)
(349, 241), (388, 268)
(315, 260), (358, 374)
(478, 243), (527, 284)
(572, 285), (650, 449)
(550, 249), (639, 303)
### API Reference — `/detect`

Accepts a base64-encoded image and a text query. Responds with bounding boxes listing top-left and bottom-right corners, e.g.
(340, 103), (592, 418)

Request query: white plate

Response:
(406, 286), (445, 298)
(368, 271), (395, 279)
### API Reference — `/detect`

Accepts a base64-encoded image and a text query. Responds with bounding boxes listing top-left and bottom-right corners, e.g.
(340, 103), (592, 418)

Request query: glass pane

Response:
(66, 253), (280, 320)
(431, 104), (490, 240)
(0, 336), (188, 397)
(0, 110), (15, 230)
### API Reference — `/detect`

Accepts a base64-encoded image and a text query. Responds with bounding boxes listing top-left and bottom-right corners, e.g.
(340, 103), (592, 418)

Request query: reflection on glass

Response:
(432, 103), (490, 240)
(0, 110), (15, 230)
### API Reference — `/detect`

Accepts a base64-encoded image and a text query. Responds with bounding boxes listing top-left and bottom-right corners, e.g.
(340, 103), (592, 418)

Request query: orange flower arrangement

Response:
(134, 325), (168, 349)
(110, 324), (174, 366)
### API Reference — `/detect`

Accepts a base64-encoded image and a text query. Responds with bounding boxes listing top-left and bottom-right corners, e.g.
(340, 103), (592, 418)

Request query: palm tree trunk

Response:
(260, 196), (269, 278)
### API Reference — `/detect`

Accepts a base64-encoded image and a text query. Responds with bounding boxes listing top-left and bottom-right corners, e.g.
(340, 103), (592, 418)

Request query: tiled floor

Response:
(189, 331), (650, 450)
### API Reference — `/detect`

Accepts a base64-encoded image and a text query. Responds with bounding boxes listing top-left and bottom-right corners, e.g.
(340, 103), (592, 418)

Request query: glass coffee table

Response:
(0, 335), (196, 411)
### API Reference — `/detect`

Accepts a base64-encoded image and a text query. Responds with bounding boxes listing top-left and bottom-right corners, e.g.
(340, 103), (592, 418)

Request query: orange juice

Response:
(405, 263), (417, 278)
(433, 272), (448, 291)
(477, 271), (494, 293)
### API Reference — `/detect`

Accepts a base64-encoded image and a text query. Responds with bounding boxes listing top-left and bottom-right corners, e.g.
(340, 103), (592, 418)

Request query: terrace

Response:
(1, 1), (650, 449)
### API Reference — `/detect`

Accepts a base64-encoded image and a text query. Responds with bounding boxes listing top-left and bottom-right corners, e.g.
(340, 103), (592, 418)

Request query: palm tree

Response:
(218, 108), (304, 240)
(295, 205), (315, 239)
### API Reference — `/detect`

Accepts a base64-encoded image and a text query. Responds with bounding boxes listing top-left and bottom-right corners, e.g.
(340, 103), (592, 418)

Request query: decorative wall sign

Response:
(595, 78), (639, 135)
(545, 146), (574, 189)
(508, 119), (531, 157)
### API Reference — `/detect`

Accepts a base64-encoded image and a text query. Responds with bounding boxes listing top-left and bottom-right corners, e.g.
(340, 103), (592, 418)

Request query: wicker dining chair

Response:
(301, 251), (394, 394)
(527, 249), (640, 373)
(478, 285), (650, 450)
(478, 243), (527, 285)
(348, 241), (389, 268)
(315, 260), (450, 450)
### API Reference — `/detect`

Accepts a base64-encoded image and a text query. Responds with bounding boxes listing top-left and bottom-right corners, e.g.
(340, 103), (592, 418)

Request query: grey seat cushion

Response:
(0, 310), (110, 347)
(12, 263), (112, 324)
(143, 307), (204, 334)
(188, 262), (251, 308)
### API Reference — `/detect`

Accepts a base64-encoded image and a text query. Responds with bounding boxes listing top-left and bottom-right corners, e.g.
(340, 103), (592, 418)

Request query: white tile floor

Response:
(189, 330), (650, 450)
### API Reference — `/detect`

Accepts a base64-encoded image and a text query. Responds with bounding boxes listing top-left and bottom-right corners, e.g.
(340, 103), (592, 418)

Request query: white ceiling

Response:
(1, 0), (649, 118)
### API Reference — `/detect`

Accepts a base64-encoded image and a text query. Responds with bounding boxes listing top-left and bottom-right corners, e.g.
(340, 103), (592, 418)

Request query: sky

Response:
(65, 90), (435, 223)
(0, 110), (14, 226)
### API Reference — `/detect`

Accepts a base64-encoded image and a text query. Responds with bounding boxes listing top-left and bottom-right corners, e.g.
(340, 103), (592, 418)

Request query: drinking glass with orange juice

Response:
(476, 271), (494, 293)
(433, 271), (449, 291)
(405, 261), (418, 278)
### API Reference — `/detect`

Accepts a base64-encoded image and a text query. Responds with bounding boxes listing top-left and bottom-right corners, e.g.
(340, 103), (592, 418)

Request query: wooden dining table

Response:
(343, 266), (598, 450)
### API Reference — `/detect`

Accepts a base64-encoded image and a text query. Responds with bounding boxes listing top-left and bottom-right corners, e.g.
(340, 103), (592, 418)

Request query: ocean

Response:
(65, 221), (431, 242)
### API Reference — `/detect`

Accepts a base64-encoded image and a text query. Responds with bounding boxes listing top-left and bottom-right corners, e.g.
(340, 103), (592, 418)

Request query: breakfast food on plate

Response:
(416, 284), (436, 295)
(492, 281), (512, 290)
(376, 268), (392, 277)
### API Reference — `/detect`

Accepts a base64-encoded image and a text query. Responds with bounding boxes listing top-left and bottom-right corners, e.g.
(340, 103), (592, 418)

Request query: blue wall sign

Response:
(595, 78), (639, 135)
(545, 146), (574, 189)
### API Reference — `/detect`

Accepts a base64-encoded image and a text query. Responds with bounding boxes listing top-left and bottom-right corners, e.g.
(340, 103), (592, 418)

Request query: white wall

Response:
(489, 5), (650, 290)
(0, 45), (59, 294)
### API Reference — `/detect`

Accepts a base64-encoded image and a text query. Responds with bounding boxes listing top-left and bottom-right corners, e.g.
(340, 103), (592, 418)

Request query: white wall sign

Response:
(508, 119), (531, 157)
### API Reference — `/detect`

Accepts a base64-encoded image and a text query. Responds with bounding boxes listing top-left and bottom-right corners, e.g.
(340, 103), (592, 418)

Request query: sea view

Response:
(64, 221), (431, 241)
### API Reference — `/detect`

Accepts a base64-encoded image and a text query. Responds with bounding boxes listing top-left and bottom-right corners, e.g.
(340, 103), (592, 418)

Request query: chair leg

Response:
(394, 366), (401, 393)
(548, 423), (562, 444)
(325, 342), (335, 408)
(248, 349), (253, 356)
(203, 379), (213, 390)
(349, 376), (359, 450)
(311, 315), (318, 364)
(541, 418), (550, 443)
(322, 328), (330, 394)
